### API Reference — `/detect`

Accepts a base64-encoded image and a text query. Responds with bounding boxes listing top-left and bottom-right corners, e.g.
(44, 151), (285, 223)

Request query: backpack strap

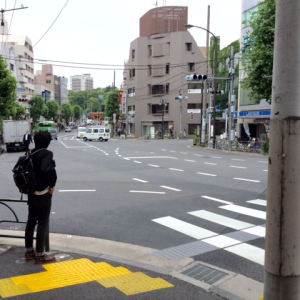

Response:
(30, 148), (46, 156)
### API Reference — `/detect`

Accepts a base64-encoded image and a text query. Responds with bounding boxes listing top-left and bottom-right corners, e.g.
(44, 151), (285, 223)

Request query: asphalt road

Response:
(0, 132), (268, 283)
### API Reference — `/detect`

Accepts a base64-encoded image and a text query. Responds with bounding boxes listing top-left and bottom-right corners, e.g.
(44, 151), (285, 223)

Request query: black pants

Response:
(25, 193), (52, 253)
(24, 142), (30, 152)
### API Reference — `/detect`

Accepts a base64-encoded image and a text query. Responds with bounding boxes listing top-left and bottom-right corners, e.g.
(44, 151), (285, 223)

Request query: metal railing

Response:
(0, 198), (50, 251)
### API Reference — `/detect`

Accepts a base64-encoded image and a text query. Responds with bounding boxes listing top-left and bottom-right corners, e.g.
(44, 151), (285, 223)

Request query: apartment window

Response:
(187, 103), (201, 109)
(165, 84), (169, 94)
(148, 45), (152, 56)
(148, 84), (151, 95)
(132, 68), (135, 77)
(10, 64), (14, 71)
(46, 80), (51, 84)
(188, 63), (195, 72)
(132, 49), (135, 59)
(186, 43), (192, 51)
(128, 87), (135, 97)
(151, 85), (165, 95)
(166, 63), (170, 74)
(151, 104), (169, 114)
(148, 65), (152, 76)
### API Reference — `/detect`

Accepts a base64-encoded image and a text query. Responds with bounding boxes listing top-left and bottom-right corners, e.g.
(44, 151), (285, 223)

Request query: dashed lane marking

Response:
(197, 172), (217, 177)
(129, 191), (165, 194)
(132, 178), (148, 183)
(168, 168), (184, 172)
(233, 178), (260, 183)
(160, 186), (181, 192)
(184, 159), (195, 162)
(148, 164), (160, 167)
(229, 166), (247, 169)
(204, 162), (217, 165)
(58, 190), (96, 192)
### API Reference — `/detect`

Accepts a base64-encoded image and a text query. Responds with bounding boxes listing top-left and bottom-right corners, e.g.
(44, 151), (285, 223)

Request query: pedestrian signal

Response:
(190, 114), (194, 120)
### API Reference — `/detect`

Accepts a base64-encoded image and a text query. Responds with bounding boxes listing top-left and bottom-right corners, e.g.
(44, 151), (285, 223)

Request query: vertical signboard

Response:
(119, 90), (123, 105)
(121, 92), (127, 114)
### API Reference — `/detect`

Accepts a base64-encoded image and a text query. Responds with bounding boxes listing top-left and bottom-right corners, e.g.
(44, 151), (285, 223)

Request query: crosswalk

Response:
(152, 198), (266, 266)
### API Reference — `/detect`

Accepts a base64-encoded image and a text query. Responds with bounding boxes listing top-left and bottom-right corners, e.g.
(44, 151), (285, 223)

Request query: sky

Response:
(3, 0), (242, 90)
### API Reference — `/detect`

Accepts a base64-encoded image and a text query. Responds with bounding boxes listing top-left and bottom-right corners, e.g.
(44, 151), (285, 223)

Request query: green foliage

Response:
(242, 0), (276, 103)
(105, 90), (120, 122)
(0, 55), (18, 117)
(262, 137), (269, 155)
(46, 100), (59, 120)
(28, 95), (45, 126)
(61, 103), (73, 126)
(73, 105), (82, 121)
(12, 102), (26, 120)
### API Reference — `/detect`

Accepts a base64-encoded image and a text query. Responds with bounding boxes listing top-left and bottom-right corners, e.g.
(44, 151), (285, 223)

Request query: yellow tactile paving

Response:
(98, 272), (174, 295)
(0, 278), (31, 298)
(0, 258), (173, 298)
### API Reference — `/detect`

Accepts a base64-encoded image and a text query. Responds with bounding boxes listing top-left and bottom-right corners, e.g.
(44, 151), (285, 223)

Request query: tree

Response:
(242, 0), (276, 103)
(13, 102), (26, 120)
(73, 105), (82, 121)
(46, 100), (59, 120)
(61, 103), (73, 126)
(28, 95), (45, 127)
(105, 90), (120, 122)
(0, 55), (18, 117)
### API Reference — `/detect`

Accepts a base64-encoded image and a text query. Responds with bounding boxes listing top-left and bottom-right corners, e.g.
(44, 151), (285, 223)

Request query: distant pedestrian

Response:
(170, 127), (174, 139)
(23, 130), (33, 152)
(183, 129), (186, 139)
(24, 131), (57, 265)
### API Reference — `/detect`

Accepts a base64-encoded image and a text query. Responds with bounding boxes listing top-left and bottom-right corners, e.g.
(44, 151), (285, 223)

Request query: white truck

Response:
(3, 120), (31, 152)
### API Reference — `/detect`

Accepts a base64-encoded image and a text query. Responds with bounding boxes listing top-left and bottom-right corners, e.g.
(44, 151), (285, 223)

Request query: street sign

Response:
(187, 109), (201, 114)
(216, 105), (221, 111)
(16, 88), (26, 93)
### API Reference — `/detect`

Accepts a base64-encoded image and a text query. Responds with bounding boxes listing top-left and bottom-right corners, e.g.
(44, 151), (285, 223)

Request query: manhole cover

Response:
(181, 263), (228, 285)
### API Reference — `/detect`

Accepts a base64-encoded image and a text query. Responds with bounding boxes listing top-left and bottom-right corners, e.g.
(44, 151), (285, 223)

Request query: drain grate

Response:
(181, 264), (228, 285)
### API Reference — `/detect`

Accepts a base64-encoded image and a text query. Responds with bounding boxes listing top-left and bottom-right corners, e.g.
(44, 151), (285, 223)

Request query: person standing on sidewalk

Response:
(23, 130), (33, 152)
(183, 129), (186, 139)
(24, 131), (57, 264)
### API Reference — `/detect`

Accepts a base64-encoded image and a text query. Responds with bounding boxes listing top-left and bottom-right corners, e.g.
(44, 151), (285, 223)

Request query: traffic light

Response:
(211, 90), (223, 94)
(18, 98), (28, 102)
(186, 74), (207, 81)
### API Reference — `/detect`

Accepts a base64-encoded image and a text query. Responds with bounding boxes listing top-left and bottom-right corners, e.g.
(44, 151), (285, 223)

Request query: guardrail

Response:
(0, 198), (50, 251)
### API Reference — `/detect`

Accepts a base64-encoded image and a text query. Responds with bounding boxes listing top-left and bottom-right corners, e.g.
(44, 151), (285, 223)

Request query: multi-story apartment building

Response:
(70, 74), (93, 92)
(238, 0), (271, 140)
(35, 65), (68, 105)
(124, 6), (209, 138)
(6, 35), (35, 97)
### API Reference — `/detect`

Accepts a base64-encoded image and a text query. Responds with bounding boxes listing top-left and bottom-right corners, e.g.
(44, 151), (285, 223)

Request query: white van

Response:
(77, 127), (86, 138)
(83, 127), (110, 142)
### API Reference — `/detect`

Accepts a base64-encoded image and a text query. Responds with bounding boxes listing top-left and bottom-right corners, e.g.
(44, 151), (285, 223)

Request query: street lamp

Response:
(185, 24), (218, 147)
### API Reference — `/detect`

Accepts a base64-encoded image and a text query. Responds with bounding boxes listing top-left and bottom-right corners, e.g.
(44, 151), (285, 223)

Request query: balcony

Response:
(18, 75), (27, 83)
(19, 62), (26, 70)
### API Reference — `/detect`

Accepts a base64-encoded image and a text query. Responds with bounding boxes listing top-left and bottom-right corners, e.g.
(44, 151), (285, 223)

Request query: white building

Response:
(70, 74), (93, 92)
(60, 77), (68, 104)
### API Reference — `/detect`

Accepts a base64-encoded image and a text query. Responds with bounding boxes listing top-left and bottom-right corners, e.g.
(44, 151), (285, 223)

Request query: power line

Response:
(33, 0), (69, 47)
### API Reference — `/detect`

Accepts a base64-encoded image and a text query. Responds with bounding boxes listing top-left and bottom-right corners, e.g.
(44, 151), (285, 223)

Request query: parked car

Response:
(65, 127), (72, 132)
(48, 129), (58, 140)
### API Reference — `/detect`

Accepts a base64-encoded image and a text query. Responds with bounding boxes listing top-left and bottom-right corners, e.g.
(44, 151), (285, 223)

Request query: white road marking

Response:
(233, 178), (260, 183)
(193, 154), (202, 157)
(197, 172), (217, 177)
(129, 191), (165, 194)
(203, 235), (241, 248)
(160, 186), (181, 191)
(263, 170), (268, 172)
(220, 204), (266, 220)
(58, 190), (96, 192)
(225, 244), (265, 265)
(180, 152), (188, 154)
(210, 156), (221, 159)
(152, 216), (217, 239)
(242, 225), (266, 237)
(229, 166), (247, 169)
(161, 149), (167, 151)
(258, 161), (268, 164)
(133, 161), (142, 164)
(188, 210), (253, 230)
(132, 178), (148, 183)
(184, 159), (195, 162)
(169, 168), (184, 172)
(204, 162), (217, 165)
(231, 159), (245, 161)
(247, 199), (267, 206)
(123, 158), (130, 160)
(148, 164), (160, 167)
(201, 196), (233, 205)
(123, 156), (177, 159)
(170, 150), (176, 153)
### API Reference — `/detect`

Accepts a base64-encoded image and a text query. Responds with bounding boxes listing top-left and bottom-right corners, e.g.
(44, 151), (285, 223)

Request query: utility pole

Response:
(228, 46), (236, 141)
(264, 1), (300, 299)
(175, 92), (188, 138)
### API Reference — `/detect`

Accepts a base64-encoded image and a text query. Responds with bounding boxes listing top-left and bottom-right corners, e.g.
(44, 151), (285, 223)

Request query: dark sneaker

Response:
(25, 250), (36, 261)
(35, 254), (56, 265)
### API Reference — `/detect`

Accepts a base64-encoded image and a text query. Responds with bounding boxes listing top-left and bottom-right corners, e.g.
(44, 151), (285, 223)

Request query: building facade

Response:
(238, 0), (270, 140)
(70, 74), (93, 92)
(124, 6), (209, 138)
(35, 65), (68, 105)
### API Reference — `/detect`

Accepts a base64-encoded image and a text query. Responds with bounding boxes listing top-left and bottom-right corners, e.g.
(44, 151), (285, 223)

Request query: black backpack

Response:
(12, 149), (45, 196)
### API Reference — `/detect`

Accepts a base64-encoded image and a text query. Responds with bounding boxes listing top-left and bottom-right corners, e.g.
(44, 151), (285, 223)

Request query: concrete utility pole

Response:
(228, 46), (236, 141)
(264, 1), (300, 299)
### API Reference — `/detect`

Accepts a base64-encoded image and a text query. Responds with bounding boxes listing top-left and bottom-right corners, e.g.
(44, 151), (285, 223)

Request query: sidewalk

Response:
(0, 231), (263, 300)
